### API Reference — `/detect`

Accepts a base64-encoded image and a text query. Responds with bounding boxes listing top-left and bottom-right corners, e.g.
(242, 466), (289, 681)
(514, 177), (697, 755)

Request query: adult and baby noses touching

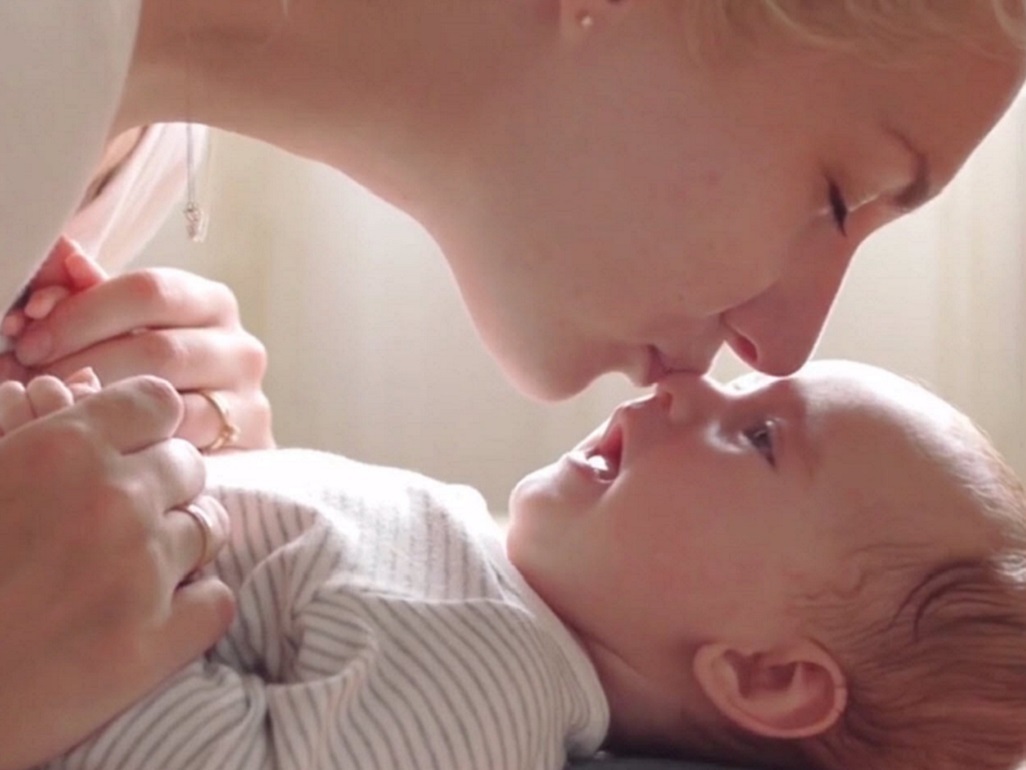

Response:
(472, 19), (1024, 402)
(10, 0), (1026, 767)
(514, 162), (938, 399)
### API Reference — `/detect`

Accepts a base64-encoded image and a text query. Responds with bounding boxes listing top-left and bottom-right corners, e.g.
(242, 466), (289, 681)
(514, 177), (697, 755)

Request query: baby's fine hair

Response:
(799, 434), (1026, 770)
(690, 0), (1026, 57)
(688, 419), (1026, 770)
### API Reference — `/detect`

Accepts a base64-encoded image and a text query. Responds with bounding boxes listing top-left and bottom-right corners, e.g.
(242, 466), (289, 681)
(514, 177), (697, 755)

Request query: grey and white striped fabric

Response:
(42, 449), (609, 770)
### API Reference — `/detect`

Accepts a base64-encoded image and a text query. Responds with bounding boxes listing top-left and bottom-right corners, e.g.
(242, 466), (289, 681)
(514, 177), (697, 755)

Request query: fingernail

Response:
(64, 237), (87, 256)
(16, 328), (52, 365)
(25, 286), (69, 320)
(65, 366), (100, 388)
(69, 254), (106, 285)
(1, 312), (25, 339)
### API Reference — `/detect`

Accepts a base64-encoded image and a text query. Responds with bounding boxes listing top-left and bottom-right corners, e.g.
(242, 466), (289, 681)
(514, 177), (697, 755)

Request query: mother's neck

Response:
(118, 0), (530, 216)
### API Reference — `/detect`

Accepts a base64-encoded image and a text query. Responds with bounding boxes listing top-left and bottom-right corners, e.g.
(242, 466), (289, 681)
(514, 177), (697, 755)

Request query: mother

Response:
(1, 0), (1024, 767)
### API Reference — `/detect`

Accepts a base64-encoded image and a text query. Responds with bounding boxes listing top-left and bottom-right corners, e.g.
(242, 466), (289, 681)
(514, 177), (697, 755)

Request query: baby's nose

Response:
(655, 372), (725, 423)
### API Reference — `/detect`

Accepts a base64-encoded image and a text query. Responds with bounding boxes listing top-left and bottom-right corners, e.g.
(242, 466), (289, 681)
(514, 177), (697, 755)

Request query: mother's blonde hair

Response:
(689, 0), (1026, 58)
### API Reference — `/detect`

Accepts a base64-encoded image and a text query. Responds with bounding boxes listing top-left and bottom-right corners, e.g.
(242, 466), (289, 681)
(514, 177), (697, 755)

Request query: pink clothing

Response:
(0, 124), (206, 353)
(65, 124), (207, 274)
(0, 1), (140, 320)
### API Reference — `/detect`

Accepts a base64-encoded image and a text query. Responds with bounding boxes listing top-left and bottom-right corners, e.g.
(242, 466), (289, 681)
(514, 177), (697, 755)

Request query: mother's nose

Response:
(720, 245), (855, 376)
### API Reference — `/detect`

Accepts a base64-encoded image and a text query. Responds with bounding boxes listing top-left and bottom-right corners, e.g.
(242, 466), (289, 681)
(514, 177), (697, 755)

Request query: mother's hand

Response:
(0, 376), (234, 770)
(13, 266), (273, 452)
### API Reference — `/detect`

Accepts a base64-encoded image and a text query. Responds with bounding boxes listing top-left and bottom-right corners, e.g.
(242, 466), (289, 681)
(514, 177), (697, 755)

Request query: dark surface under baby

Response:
(572, 757), (761, 770)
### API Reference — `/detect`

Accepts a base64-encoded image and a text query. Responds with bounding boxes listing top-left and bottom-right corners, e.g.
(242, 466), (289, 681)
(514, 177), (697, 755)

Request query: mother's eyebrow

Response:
(888, 128), (933, 212)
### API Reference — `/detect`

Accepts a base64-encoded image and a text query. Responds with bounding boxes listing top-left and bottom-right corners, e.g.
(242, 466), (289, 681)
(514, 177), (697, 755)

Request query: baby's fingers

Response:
(0, 380), (31, 435)
(0, 376), (78, 436)
(65, 250), (108, 290)
(25, 375), (75, 420)
(3, 283), (76, 340)
(65, 367), (102, 402)
(24, 286), (72, 321)
(2, 308), (28, 339)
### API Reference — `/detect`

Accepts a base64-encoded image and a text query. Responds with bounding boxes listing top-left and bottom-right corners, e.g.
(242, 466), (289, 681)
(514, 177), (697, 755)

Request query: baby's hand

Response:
(0, 368), (101, 437)
(2, 237), (107, 339)
(3, 235), (272, 452)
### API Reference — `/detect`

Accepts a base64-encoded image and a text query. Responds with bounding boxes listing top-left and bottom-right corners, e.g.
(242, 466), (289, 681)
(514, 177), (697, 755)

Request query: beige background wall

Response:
(139, 95), (1026, 510)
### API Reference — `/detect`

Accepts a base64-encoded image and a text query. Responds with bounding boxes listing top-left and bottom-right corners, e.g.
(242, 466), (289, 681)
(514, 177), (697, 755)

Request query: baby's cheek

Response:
(786, 556), (867, 607)
(704, 555), (773, 595)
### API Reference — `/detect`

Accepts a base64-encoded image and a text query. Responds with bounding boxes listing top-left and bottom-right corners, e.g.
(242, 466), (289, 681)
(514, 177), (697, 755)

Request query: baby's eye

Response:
(744, 420), (777, 468)
(828, 182), (849, 235)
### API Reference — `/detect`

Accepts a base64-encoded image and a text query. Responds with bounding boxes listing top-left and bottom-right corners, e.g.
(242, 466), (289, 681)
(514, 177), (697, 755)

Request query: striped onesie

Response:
(41, 449), (609, 770)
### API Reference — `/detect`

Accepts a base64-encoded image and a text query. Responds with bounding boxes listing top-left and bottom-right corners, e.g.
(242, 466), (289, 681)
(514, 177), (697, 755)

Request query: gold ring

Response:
(180, 502), (215, 573)
(195, 390), (241, 454)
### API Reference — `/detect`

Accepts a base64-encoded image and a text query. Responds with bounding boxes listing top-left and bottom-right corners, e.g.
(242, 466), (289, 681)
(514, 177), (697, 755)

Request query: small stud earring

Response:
(577, 11), (595, 28)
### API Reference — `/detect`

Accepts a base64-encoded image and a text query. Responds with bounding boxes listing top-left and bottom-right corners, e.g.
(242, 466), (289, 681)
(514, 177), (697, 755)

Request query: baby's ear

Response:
(692, 640), (847, 739)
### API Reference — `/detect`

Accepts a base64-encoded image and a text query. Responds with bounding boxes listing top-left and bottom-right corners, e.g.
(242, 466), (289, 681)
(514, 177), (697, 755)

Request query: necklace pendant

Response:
(184, 201), (208, 243)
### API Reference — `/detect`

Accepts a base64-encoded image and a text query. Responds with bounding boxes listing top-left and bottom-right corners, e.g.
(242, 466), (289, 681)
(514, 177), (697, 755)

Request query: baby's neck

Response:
(570, 626), (714, 755)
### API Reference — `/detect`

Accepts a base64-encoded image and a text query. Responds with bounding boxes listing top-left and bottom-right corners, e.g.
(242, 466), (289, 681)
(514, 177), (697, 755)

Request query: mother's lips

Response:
(634, 346), (670, 387)
(636, 344), (719, 386)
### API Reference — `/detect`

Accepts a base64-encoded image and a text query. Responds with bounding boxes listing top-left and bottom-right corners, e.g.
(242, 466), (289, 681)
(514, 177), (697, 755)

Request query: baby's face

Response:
(507, 360), (982, 682)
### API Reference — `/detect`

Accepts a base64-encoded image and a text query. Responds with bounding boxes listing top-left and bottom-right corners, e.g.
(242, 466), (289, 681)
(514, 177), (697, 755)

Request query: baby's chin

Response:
(503, 495), (530, 571)
(506, 462), (558, 520)
(506, 475), (528, 518)
(503, 494), (556, 597)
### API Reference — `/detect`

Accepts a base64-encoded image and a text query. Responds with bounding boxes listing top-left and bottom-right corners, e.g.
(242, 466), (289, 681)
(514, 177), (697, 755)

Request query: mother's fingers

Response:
(179, 389), (274, 452)
(0, 409), (235, 767)
(39, 327), (267, 394)
(16, 268), (240, 368)
(153, 577), (236, 677)
(63, 375), (185, 452)
(163, 496), (230, 581)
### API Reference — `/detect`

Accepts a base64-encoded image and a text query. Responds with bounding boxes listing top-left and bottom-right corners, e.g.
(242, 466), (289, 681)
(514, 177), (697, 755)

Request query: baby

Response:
(508, 361), (1026, 770)
(10, 245), (1026, 770)
(13, 354), (1026, 770)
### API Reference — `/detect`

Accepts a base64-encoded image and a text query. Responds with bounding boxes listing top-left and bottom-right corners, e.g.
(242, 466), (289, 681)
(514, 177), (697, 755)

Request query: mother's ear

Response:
(692, 640), (848, 739)
(559, 0), (634, 40)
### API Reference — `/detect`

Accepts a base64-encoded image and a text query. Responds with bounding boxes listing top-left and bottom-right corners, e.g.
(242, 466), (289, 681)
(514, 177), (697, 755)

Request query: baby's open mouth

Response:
(575, 419), (624, 482)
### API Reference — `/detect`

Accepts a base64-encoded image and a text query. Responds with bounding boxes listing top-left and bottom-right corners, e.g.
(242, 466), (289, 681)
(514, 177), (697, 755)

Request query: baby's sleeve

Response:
(35, 510), (358, 770)
(38, 649), (384, 769)
(37, 453), (584, 770)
